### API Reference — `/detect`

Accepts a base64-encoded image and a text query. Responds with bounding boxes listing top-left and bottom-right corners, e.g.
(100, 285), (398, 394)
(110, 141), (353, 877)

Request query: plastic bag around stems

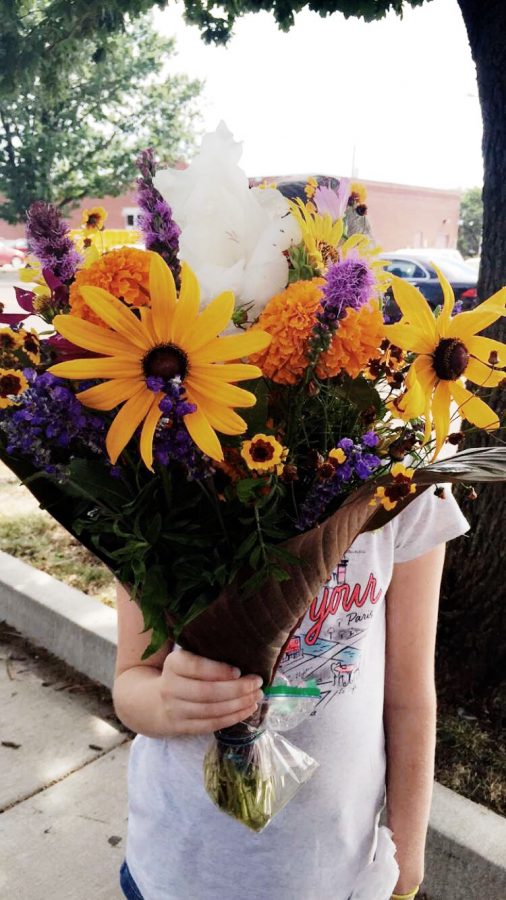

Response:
(203, 680), (321, 832)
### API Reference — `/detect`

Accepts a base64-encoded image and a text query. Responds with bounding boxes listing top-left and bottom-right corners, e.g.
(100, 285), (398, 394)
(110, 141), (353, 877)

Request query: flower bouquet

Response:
(1, 124), (505, 831)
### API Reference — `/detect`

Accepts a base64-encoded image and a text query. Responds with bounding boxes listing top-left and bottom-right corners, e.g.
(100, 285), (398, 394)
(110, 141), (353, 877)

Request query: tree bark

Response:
(440, 0), (506, 706)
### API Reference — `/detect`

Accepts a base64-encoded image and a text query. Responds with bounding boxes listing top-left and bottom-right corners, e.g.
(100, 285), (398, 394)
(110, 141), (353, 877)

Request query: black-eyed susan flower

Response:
(384, 270), (505, 457)
(48, 253), (270, 468)
(20, 329), (41, 364)
(241, 433), (287, 473)
(0, 328), (22, 355)
(0, 369), (28, 408)
(82, 206), (108, 231)
(370, 463), (416, 511)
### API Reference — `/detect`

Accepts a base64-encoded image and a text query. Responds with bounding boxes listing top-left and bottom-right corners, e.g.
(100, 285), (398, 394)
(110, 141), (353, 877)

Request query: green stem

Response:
(254, 503), (268, 565)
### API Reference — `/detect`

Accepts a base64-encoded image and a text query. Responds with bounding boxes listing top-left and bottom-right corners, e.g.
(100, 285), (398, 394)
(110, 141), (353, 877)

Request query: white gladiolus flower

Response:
(153, 122), (301, 319)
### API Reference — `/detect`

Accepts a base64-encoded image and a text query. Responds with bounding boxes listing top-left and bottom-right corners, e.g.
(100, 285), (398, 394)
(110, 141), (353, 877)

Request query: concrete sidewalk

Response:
(0, 625), (130, 900)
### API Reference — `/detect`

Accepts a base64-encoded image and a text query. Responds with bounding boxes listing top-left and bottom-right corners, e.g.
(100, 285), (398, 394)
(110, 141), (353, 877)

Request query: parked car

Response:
(379, 250), (478, 321)
(0, 240), (25, 269)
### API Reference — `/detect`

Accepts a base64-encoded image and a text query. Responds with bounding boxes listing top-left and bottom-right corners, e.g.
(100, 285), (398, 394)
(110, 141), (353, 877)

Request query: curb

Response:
(1, 551), (505, 898)
(0, 550), (116, 689)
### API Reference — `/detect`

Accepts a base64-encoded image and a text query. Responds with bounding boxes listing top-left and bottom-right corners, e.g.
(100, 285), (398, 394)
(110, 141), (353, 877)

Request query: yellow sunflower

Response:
(385, 271), (505, 457)
(288, 197), (390, 293)
(48, 254), (271, 469)
(289, 198), (344, 271)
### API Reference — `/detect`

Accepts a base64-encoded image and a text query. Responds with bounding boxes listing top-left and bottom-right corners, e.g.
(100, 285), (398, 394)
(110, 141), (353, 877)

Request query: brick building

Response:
(0, 179), (460, 252)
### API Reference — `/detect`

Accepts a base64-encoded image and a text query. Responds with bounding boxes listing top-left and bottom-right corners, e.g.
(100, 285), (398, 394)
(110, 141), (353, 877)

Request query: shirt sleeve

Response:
(393, 485), (469, 563)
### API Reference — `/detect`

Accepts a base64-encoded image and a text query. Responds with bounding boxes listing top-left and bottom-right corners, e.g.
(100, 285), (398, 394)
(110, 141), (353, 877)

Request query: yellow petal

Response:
(76, 378), (142, 410)
(446, 288), (506, 341)
(49, 357), (142, 380)
(450, 379), (500, 431)
(390, 275), (438, 338)
(191, 363), (262, 382)
(52, 315), (138, 357)
(171, 263), (201, 345)
(188, 373), (257, 408)
(339, 232), (365, 255)
(80, 286), (151, 351)
(383, 323), (435, 355)
(149, 252), (177, 343)
(431, 380), (452, 459)
(139, 307), (158, 345)
(432, 264), (455, 333)
(194, 330), (272, 364)
(106, 388), (154, 464)
(465, 357), (505, 388)
(405, 354), (437, 394)
(139, 396), (163, 471)
(466, 335), (506, 368)
(187, 292), (235, 353)
(397, 376), (426, 419)
(186, 387), (247, 435)
(183, 407), (223, 461)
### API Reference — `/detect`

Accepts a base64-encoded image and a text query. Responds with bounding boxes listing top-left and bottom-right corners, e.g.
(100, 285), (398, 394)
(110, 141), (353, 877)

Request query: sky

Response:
(155, 0), (483, 190)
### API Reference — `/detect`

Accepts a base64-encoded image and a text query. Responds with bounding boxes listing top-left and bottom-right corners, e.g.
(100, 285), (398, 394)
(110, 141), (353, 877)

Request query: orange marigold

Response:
(317, 302), (385, 379)
(69, 247), (151, 326)
(250, 279), (325, 385)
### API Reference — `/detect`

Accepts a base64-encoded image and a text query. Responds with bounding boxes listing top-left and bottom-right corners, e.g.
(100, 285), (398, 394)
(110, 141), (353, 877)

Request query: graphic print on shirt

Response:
(278, 552), (383, 714)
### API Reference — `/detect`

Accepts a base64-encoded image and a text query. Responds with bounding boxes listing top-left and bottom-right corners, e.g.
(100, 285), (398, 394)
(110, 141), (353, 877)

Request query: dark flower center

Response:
(0, 374), (22, 397)
(24, 334), (39, 354)
(250, 439), (275, 463)
(432, 338), (469, 381)
(143, 344), (188, 381)
(0, 334), (17, 351)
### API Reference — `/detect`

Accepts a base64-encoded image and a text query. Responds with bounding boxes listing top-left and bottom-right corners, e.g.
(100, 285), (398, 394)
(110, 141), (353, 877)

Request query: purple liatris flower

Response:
(136, 148), (181, 287)
(0, 370), (106, 479)
(321, 255), (376, 320)
(26, 202), (82, 284)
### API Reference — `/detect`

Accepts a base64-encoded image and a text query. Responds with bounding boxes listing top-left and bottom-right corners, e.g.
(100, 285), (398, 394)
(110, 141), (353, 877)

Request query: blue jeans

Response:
(120, 861), (144, 900)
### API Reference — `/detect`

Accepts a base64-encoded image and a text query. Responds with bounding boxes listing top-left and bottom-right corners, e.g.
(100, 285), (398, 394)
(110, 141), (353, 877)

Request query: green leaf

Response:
(68, 459), (132, 509)
(337, 373), (383, 414)
(140, 565), (169, 611)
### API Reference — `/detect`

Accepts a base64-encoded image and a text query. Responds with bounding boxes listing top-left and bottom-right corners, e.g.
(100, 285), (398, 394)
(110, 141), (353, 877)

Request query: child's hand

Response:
(158, 649), (264, 735)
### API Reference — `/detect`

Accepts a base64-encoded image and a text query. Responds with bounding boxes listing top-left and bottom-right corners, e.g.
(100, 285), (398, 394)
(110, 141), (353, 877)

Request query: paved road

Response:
(0, 625), (129, 899)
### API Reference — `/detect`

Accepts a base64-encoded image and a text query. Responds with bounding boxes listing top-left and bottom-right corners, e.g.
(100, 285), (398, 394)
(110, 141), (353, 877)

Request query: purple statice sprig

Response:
(296, 434), (381, 530)
(136, 148), (181, 287)
(26, 202), (82, 284)
(306, 255), (376, 370)
(0, 370), (106, 480)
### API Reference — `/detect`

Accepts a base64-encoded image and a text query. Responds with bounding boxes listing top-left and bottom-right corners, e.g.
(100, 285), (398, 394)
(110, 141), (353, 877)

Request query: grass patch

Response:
(435, 704), (505, 815)
(0, 514), (116, 606)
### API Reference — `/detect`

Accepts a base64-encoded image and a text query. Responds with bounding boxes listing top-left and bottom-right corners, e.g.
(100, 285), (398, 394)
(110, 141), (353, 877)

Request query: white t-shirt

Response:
(125, 489), (469, 900)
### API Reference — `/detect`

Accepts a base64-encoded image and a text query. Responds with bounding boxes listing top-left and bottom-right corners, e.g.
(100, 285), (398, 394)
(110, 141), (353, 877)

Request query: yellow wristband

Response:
(391, 889), (420, 899)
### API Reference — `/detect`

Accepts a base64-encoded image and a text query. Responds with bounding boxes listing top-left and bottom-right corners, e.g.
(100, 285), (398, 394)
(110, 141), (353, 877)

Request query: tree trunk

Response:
(440, 0), (506, 708)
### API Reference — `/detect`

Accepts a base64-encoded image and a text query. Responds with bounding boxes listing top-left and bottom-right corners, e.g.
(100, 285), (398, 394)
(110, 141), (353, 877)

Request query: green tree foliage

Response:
(0, 12), (202, 223)
(182, 0), (428, 44)
(457, 187), (483, 259)
(0, 1), (168, 96)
